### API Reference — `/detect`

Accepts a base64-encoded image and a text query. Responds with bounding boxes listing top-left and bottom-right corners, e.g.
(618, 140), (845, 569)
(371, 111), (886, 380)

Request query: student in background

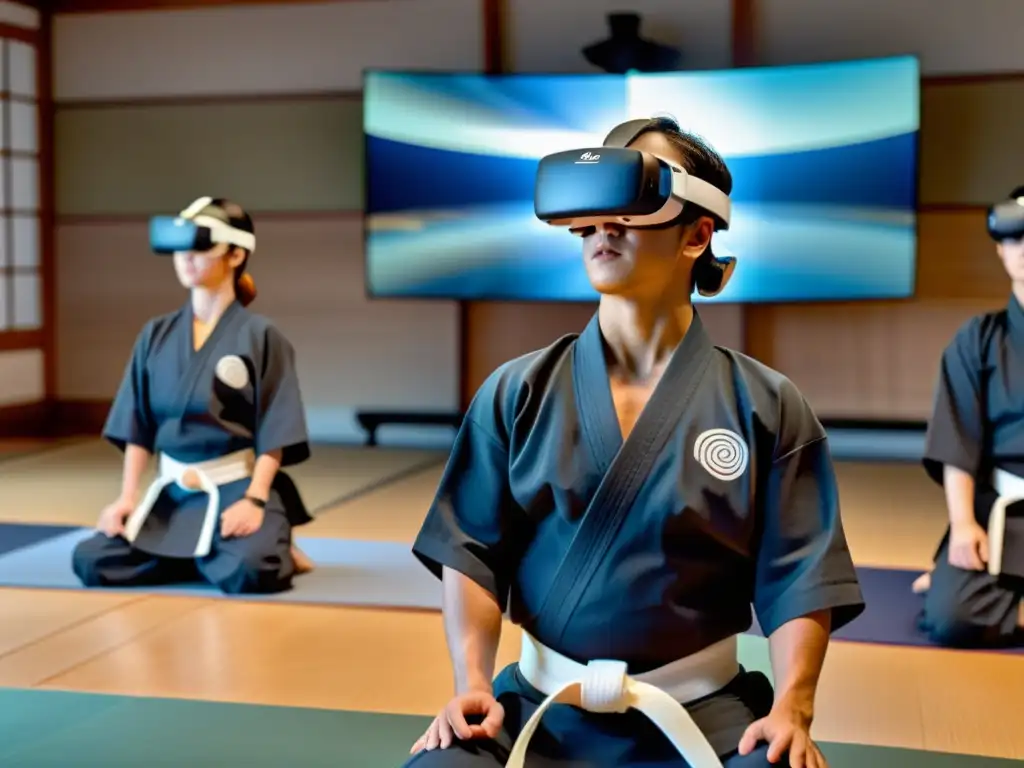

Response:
(73, 197), (315, 593)
(914, 187), (1024, 649)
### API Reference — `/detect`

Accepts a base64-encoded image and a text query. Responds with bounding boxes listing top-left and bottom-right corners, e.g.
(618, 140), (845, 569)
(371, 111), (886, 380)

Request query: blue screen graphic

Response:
(363, 57), (920, 303)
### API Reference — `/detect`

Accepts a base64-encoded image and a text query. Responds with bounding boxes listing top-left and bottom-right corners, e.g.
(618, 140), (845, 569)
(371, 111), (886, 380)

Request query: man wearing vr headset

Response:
(407, 118), (863, 768)
(72, 197), (315, 594)
(912, 187), (1024, 649)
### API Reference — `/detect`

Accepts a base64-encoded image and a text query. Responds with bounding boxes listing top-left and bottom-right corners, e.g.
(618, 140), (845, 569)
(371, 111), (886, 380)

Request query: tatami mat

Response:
(0, 526), (440, 610)
(2, 593), (1019, 759)
(4, 687), (1015, 768)
(302, 462), (445, 540)
(0, 439), (443, 526)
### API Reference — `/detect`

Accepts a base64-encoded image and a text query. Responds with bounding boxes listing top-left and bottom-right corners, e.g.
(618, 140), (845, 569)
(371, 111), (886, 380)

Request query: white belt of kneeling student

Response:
(987, 466), (1024, 577)
(122, 448), (256, 559)
(508, 631), (739, 768)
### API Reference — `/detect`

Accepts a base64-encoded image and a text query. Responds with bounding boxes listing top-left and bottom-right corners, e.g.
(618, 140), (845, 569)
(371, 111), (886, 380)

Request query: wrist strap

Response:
(245, 495), (267, 509)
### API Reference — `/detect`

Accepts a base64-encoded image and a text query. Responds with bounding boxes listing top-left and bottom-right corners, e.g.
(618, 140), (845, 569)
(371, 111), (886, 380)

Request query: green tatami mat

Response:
(0, 688), (1017, 767)
(0, 688), (424, 766)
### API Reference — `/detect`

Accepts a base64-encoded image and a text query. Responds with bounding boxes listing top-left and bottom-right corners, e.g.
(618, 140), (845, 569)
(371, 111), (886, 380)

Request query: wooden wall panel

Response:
(754, 299), (1000, 420)
(757, 0), (1024, 76)
(914, 209), (1007, 300)
(746, 209), (1011, 419)
(0, 2), (39, 29)
(52, 0), (483, 100)
(55, 97), (363, 216)
(920, 80), (1024, 206)
(0, 348), (44, 406)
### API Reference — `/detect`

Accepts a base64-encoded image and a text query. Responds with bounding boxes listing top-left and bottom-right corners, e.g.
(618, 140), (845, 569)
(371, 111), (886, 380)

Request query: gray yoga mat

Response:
(0, 527), (442, 610)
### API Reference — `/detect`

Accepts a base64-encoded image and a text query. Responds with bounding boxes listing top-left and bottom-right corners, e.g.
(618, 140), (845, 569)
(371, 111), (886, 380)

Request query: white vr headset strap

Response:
(189, 213), (257, 253)
(670, 168), (731, 226)
(180, 196), (214, 219)
(177, 196), (257, 253)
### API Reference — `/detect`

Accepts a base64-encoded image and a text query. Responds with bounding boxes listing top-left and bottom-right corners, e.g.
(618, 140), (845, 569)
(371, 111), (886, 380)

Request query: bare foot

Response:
(291, 544), (315, 575)
(911, 571), (932, 594)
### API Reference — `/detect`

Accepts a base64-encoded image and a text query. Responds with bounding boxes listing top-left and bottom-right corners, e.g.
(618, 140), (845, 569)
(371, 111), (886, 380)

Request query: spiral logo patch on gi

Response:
(693, 428), (748, 481)
(215, 355), (249, 390)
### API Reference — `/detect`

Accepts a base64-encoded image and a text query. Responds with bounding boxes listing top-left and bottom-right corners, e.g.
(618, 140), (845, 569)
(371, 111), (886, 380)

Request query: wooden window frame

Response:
(0, 17), (52, 401)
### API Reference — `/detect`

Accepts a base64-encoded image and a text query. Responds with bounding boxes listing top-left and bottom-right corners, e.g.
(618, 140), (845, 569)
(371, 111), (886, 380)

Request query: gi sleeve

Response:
(255, 324), (311, 467)
(412, 384), (521, 610)
(922, 320), (985, 486)
(754, 394), (865, 637)
(102, 322), (157, 453)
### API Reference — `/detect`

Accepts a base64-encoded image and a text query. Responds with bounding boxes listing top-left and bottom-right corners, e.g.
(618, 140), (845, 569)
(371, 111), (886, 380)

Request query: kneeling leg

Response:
(198, 510), (294, 594)
(723, 745), (791, 767)
(403, 744), (506, 768)
(922, 541), (1021, 647)
(72, 532), (193, 587)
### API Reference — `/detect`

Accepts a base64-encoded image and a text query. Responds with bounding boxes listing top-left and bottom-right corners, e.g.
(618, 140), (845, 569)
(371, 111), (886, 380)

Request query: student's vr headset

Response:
(149, 196), (256, 255)
(533, 118), (734, 297)
(987, 188), (1024, 243)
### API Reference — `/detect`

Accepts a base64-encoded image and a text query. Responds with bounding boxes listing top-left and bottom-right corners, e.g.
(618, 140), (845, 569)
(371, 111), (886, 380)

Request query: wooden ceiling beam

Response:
(51, 0), (380, 14)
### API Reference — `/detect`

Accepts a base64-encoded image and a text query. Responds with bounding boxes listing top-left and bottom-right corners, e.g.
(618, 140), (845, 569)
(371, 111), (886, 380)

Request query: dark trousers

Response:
(920, 540), (1023, 648)
(403, 664), (786, 767)
(71, 510), (294, 594)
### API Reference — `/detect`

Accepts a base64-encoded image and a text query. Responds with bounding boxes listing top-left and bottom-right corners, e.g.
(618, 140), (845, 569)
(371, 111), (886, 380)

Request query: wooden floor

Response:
(0, 440), (1021, 761)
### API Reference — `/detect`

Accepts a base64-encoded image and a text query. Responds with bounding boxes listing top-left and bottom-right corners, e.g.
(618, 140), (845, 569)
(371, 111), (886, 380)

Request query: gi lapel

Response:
(532, 310), (716, 645)
(170, 300), (246, 422)
(573, 314), (624, 477)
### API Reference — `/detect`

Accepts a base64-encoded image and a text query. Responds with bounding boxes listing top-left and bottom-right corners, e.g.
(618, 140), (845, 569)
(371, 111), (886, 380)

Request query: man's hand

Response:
(97, 497), (134, 537)
(410, 690), (504, 753)
(738, 695), (826, 767)
(220, 498), (264, 539)
(949, 519), (988, 571)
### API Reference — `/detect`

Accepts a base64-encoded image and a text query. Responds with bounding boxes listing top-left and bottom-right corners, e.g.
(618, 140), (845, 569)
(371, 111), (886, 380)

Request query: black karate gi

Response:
(408, 311), (865, 767)
(919, 297), (1024, 648)
(72, 300), (312, 595)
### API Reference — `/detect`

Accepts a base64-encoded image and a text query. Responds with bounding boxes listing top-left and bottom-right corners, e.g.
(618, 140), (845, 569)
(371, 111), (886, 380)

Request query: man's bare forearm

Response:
(767, 610), (831, 719)
(119, 444), (152, 505)
(246, 450), (283, 501)
(943, 464), (976, 527)
(442, 566), (503, 695)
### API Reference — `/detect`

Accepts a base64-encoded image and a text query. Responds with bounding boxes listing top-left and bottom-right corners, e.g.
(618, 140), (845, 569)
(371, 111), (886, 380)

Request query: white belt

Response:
(988, 467), (1024, 576)
(123, 448), (255, 558)
(508, 632), (739, 768)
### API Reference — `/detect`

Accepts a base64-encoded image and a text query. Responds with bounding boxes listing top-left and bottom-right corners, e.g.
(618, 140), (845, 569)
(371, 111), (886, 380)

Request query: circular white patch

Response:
(215, 355), (249, 390)
(693, 428), (748, 481)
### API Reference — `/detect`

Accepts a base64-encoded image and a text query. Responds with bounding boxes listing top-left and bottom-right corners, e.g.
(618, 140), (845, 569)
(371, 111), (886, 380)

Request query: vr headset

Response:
(533, 119), (734, 297)
(987, 190), (1024, 243)
(149, 196), (256, 255)
(534, 147), (731, 232)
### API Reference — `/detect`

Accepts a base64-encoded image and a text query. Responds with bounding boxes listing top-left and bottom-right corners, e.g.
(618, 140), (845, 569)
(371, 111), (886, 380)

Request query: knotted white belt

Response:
(508, 632), (739, 768)
(988, 467), (1024, 576)
(123, 448), (255, 558)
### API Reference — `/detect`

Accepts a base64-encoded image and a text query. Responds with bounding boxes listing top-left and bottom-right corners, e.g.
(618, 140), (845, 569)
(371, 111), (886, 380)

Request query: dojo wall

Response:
(47, 0), (1024, 443)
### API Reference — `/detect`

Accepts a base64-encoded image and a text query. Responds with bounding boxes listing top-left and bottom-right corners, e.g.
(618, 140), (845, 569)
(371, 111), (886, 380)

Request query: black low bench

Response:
(355, 410), (464, 446)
